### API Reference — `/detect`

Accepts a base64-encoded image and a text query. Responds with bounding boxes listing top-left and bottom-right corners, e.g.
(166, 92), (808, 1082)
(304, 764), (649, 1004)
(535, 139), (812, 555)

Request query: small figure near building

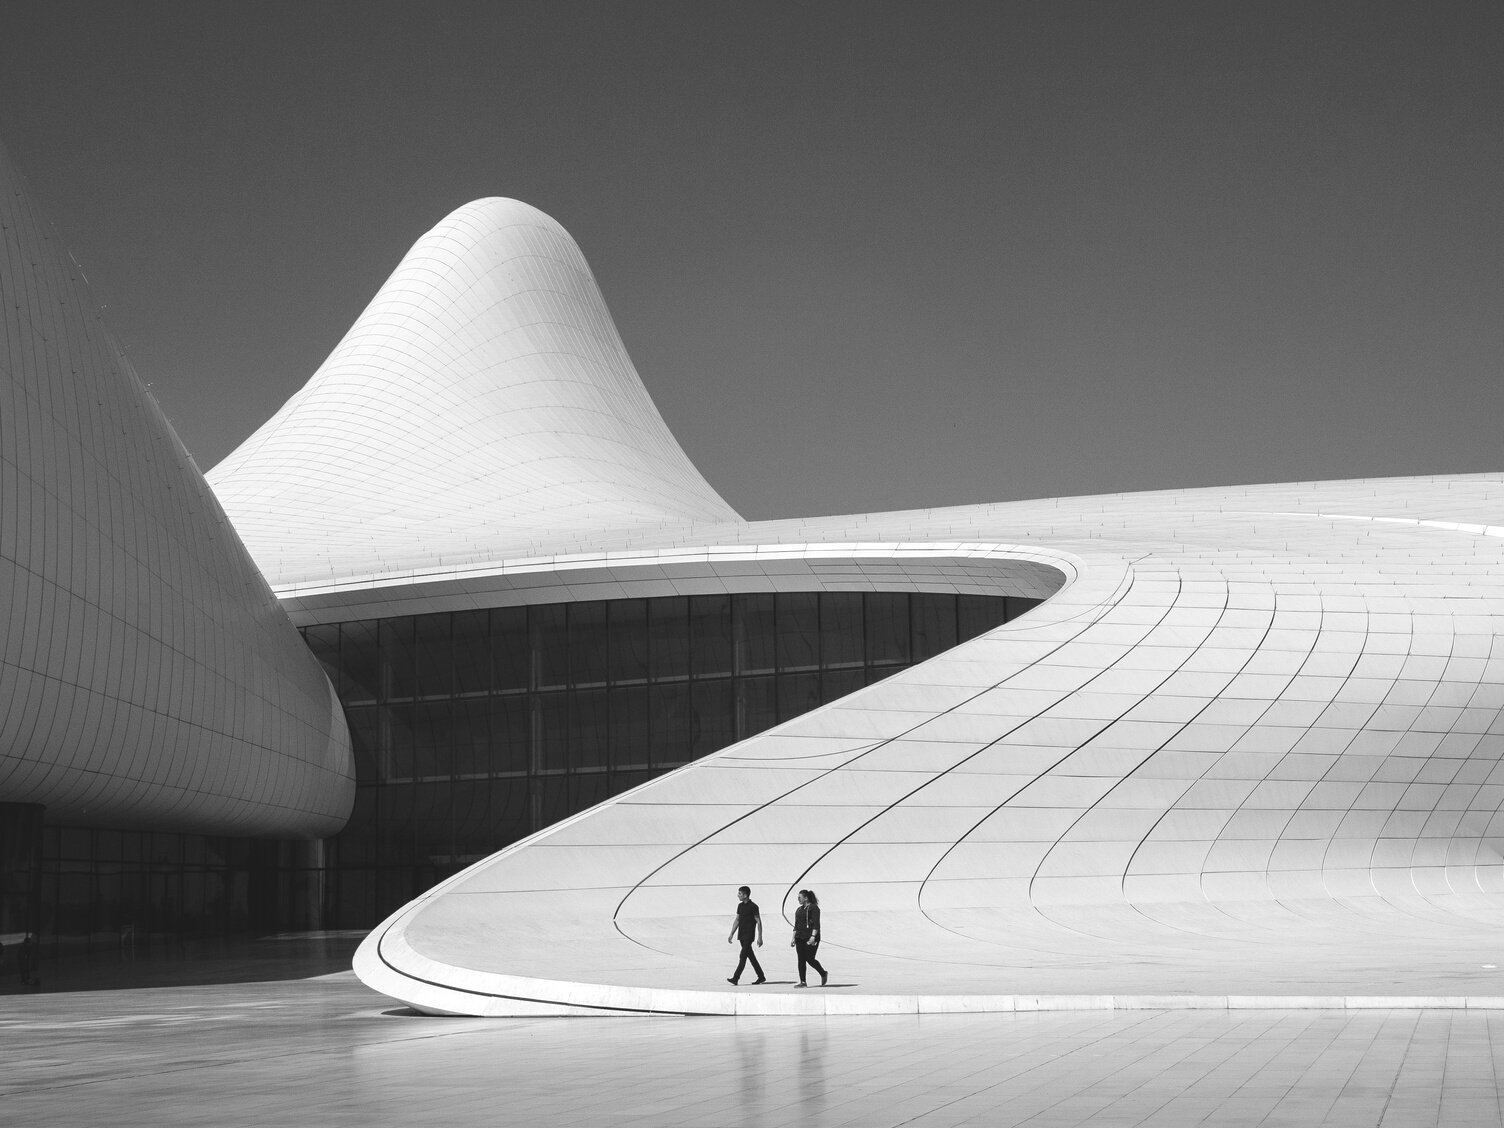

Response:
(726, 885), (765, 985)
(790, 889), (827, 987)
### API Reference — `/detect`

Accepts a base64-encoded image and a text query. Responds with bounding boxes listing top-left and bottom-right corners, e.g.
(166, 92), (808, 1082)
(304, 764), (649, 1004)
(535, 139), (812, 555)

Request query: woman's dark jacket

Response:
(793, 903), (821, 944)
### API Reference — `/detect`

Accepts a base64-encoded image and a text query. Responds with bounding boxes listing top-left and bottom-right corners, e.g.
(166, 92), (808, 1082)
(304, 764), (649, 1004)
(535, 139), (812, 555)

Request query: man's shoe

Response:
(726, 978), (738, 985)
(794, 982), (808, 988)
(820, 971), (828, 986)
(754, 978), (767, 984)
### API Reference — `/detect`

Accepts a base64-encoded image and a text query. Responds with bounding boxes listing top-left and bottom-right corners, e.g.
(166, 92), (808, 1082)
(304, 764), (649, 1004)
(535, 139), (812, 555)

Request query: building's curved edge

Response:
(0, 138), (354, 837)
(353, 919), (1504, 1017)
(279, 543), (1075, 626)
(345, 479), (1504, 1014)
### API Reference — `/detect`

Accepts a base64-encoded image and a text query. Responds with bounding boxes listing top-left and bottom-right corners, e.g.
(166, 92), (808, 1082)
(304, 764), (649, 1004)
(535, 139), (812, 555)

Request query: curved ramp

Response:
(357, 476), (1504, 1013)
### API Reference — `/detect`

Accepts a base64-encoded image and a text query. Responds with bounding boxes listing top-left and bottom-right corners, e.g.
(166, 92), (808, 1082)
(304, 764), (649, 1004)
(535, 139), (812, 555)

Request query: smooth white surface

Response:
(0, 142), (353, 835)
(353, 474), (1504, 1014)
(210, 197), (1504, 1015)
(208, 197), (741, 586)
(15, 965), (1504, 1128)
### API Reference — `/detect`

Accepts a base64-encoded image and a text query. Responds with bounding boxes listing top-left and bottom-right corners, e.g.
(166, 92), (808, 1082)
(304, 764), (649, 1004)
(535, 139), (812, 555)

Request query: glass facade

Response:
(27, 830), (326, 960)
(303, 591), (1038, 929)
(28, 589), (1040, 951)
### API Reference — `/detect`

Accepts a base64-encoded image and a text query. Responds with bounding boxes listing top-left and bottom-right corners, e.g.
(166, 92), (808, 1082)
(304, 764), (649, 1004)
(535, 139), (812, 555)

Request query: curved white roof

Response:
(0, 142), (353, 837)
(284, 199), (1504, 1014)
(208, 198), (741, 586)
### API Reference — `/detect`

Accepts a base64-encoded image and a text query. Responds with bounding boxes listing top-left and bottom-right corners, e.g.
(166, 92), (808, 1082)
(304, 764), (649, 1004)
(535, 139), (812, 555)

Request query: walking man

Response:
(726, 885), (765, 985)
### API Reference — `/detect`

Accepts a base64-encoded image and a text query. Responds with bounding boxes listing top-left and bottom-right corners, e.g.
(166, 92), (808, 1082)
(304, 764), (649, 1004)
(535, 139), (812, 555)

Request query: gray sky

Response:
(2, 1), (1500, 520)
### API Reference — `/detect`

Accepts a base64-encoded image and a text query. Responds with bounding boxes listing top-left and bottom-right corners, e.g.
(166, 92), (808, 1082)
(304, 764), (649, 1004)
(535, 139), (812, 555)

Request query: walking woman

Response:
(790, 889), (828, 987)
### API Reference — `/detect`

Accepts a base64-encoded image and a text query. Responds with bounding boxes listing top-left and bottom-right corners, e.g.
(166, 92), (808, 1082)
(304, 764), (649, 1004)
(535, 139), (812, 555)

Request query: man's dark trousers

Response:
(732, 940), (764, 983)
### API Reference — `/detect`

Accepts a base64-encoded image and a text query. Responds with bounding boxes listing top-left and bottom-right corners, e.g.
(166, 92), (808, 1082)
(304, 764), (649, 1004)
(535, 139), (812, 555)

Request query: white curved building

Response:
(0, 141), (353, 841)
(7, 138), (1499, 1007)
(208, 197), (741, 588)
(199, 196), (1504, 1015)
(343, 477), (1504, 1015)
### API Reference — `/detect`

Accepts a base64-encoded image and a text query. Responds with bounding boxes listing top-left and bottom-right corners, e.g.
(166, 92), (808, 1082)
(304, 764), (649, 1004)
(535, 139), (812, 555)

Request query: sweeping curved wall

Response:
(193, 189), (1504, 1012)
(351, 474), (1504, 1014)
(0, 142), (353, 837)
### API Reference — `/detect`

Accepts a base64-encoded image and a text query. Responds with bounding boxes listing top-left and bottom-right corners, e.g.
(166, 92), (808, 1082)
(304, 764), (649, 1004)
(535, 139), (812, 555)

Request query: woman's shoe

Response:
(794, 982), (808, 988)
(820, 970), (828, 986)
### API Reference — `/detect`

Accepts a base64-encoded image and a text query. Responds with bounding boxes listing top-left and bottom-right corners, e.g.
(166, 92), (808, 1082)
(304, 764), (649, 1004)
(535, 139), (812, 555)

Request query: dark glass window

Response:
(690, 595), (733, 678)
(820, 593), (863, 668)
(489, 696), (531, 776)
(865, 593), (910, 666)
(822, 667), (866, 704)
(568, 604), (609, 688)
(608, 600), (649, 683)
(414, 614), (453, 698)
(338, 788), (381, 865)
(490, 607), (529, 693)
(737, 675), (778, 739)
(410, 783), (454, 859)
(536, 776), (572, 829)
(452, 611), (491, 696)
(383, 703), (418, 781)
(536, 692), (570, 770)
(339, 620), (381, 704)
(1007, 596), (1043, 621)
(735, 594), (776, 675)
(649, 598), (690, 680)
(452, 782), (491, 858)
(413, 700), (455, 780)
(651, 682), (692, 766)
(489, 780), (530, 844)
(376, 787), (415, 865)
(380, 618), (418, 701)
(911, 594), (958, 662)
(958, 594), (1008, 642)
(691, 679), (734, 758)
(572, 689), (608, 769)
(778, 672), (821, 723)
(610, 686), (650, 770)
(776, 593), (820, 672)
(532, 605), (568, 690)
(453, 699), (491, 778)
(572, 773), (609, 815)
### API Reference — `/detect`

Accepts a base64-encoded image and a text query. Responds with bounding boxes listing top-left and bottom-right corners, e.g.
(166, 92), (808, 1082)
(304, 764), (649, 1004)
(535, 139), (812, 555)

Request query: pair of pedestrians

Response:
(725, 885), (827, 987)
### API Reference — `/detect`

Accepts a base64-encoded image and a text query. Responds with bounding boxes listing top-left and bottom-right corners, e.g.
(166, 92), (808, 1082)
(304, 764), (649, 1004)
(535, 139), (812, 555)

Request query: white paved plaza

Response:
(7, 939), (1504, 1127)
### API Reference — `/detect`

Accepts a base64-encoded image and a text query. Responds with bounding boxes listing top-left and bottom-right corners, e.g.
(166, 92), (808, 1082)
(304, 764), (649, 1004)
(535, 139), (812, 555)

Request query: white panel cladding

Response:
(0, 142), (353, 837)
(179, 192), (1504, 1014)
(355, 473), (1504, 1011)
(207, 198), (742, 587)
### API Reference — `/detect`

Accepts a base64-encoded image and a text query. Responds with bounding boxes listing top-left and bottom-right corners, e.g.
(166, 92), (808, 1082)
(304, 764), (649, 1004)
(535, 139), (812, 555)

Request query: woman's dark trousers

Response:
(796, 941), (825, 984)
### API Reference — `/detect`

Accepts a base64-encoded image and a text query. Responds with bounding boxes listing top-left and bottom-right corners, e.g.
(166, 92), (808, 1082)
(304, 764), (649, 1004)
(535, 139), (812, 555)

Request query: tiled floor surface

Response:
(5, 940), (1504, 1127)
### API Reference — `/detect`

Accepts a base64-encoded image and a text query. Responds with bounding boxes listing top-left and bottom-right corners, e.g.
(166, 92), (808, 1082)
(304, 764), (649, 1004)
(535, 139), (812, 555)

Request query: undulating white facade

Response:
(207, 197), (741, 588)
(8, 145), (1502, 1012)
(0, 142), (353, 837)
(204, 197), (1504, 1015)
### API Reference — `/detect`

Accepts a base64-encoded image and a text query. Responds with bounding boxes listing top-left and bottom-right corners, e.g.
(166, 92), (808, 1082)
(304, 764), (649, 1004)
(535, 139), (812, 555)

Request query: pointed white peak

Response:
(210, 198), (741, 587)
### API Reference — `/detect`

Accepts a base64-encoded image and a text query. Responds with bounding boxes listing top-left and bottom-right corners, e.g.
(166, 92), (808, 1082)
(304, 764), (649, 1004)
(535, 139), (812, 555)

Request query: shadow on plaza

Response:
(0, 931), (365, 995)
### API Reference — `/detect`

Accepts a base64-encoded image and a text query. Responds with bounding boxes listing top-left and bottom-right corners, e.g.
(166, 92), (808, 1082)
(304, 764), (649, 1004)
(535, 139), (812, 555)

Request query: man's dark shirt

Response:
(736, 899), (760, 941)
